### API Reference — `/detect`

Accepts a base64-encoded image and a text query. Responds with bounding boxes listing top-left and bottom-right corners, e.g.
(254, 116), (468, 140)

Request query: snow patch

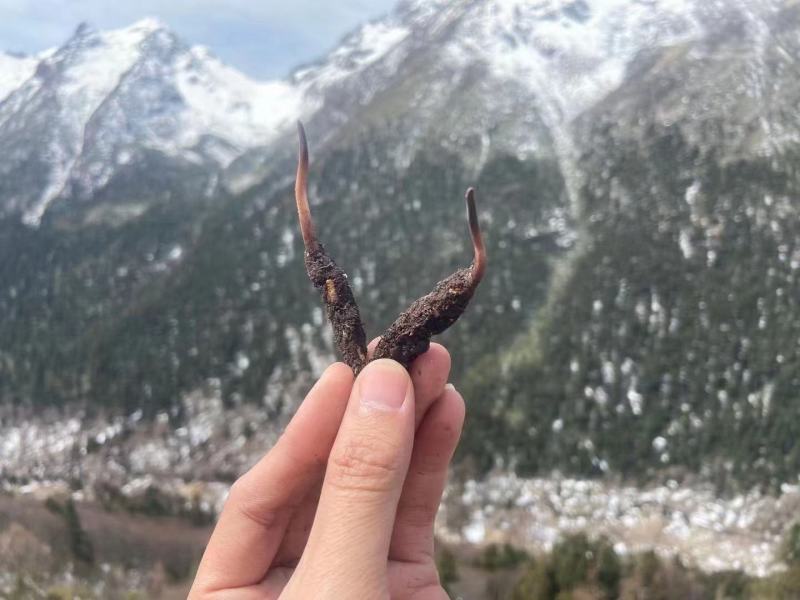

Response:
(439, 473), (794, 577)
(294, 21), (409, 91)
(0, 52), (38, 101)
(175, 48), (303, 152)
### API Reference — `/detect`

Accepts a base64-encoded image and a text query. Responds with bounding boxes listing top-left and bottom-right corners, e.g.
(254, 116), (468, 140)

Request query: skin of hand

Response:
(189, 342), (464, 599)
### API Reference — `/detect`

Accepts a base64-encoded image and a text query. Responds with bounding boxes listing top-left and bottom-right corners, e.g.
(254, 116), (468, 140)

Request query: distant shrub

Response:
(552, 533), (592, 591)
(45, 583), (95, 599)
(636, 550), (661, 588)
(64, 498), (94, 565)
(476, 542), (530, 571)
(41, 496), (95, 565)
(44, 496), (64, 515)
(782, 522), (800, 565)
(510, 533), (621, 600)
(704, 570), (751, 599)
(436, 546), (459, 591)
(750, 566), (800, 599)
(512, 559), (554, 600)
(595, 541), (621, 598)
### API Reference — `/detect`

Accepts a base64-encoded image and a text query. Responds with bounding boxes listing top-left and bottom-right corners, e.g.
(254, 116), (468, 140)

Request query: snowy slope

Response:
(225, 0), (715, 195)
(450, 0), (701, 119)
(0, 52), (38, 101)
(289, 0), (791, 137)
(237, 0), (779, 213)
(175, 46), (302, 152)
(291, 0), (708, 123)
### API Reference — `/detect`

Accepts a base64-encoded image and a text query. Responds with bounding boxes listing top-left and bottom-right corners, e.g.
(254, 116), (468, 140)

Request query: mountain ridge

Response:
(0, 18), (303, 225)
(0, 0), (734, 225)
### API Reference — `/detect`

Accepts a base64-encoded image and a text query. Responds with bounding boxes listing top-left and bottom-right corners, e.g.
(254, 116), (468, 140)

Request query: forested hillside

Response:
(485, 4), (800, 491)
(3, 0), (800, 492)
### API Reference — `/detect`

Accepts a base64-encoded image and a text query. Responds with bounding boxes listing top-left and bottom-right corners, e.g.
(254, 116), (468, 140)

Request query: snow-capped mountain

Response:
(0, 0), (780, 226)
(297, 0), (706, 123)
(0, 18), (302, 225)
(232, 0), (772, 195)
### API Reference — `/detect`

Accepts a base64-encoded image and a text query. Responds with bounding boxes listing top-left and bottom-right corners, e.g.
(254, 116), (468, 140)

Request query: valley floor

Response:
(438, 474), (797, 577)
(1, 401), (797, 591)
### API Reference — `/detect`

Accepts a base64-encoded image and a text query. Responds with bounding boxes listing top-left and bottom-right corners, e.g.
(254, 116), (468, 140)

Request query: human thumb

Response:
(286, 359), (415, 596)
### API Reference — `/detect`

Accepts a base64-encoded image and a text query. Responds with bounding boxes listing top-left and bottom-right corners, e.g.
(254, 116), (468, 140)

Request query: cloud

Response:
(0, 0), (398, 78)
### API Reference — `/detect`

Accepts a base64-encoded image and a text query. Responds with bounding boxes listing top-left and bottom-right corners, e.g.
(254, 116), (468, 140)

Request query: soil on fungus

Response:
(304, 246), (368, 373)
(372, 266), (475, 369)
(294, 121), (486, 373)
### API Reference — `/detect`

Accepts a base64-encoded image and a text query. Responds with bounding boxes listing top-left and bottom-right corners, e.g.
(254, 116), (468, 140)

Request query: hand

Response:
(189, 343), (464, 599)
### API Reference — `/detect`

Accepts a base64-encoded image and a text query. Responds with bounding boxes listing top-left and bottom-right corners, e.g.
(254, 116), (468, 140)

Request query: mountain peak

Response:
(73, 21), (98, 38)
(64, 18), (173, 57)
(127, 16), (169, 34)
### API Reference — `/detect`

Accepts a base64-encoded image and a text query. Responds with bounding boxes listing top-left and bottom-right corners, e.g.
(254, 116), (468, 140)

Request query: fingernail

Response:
(445, 383), (456, 393)
(359, 360), (410, 413)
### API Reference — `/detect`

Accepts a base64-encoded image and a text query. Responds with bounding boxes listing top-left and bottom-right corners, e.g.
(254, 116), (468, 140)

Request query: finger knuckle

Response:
(328, 436), (402, 494)
(226, 476), (250, 506)
(226, 476), (284, 529)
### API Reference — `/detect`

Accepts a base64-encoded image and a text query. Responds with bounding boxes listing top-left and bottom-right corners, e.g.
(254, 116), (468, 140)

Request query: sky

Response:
(0, 0), (399, 79)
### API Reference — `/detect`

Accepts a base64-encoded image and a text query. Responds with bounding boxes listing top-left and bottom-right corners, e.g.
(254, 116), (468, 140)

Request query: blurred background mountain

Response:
(3, 0), (800, 597)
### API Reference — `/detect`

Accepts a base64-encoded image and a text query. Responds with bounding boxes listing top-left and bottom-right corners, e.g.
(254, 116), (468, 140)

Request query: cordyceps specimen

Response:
(294, 122), (486, 373)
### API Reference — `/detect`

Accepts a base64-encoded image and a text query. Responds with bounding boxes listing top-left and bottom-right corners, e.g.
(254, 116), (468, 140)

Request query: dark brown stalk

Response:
(295, 122), (368, 373)
(373, 188), (487, 368)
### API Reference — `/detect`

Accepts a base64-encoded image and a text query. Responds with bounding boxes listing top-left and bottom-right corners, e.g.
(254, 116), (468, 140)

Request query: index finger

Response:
(189, 363), (353, 596)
